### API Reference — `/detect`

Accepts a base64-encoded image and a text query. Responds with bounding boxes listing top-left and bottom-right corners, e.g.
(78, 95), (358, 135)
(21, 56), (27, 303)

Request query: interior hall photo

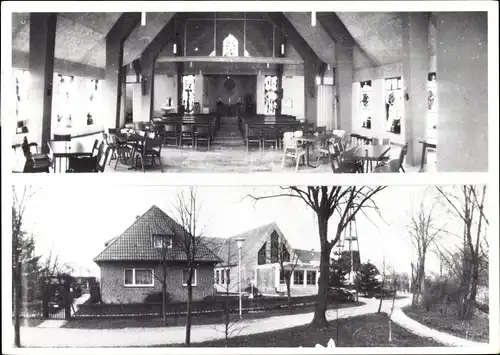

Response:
(8, 11), (489, 173)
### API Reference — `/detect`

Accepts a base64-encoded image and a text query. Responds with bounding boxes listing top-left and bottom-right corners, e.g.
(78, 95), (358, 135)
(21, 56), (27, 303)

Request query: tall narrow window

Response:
(182, 75), (195, 114)
(258, 242), (267, 265)
(54, 74), (75, 129)
(359, 80), (372, 129)
(270, 231), (279, 263)
(87, 79), (99, 126)
(15, 69), (30, 134)
(385, 77), (403, 135)
(427, 72), (437, 139)
(222, 33), (238, 57)
(264, 76), (278, 115)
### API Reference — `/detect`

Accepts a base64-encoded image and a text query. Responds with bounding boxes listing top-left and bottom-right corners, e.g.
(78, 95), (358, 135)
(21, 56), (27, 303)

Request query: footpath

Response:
(18, 296), (485, 347)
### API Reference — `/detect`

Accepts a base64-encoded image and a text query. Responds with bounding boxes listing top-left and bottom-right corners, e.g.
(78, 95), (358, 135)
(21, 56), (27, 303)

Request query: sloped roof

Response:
(208, 222), (277, 266)
(93, 205), (220, 264)
(295, 248), (321, 264)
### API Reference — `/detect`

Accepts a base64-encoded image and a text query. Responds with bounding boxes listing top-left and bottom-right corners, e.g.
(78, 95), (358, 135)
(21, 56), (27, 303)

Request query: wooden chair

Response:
(194, 125), (211, 150)
(246, 126), (262, 153)
(164, 124), (179, 147)
(134, 135), (164, 172)
(110, 134), (132, 170)
(281, 132), (306, 172)
(328, 143), (362, 174)
(180, 124), (194, 148)
(373, 158), (401, 173)
(398, 142), (409, 172)
(314, 137), (334, 167)
(96, 146), (113, 172)
(261, 127), (278, 151)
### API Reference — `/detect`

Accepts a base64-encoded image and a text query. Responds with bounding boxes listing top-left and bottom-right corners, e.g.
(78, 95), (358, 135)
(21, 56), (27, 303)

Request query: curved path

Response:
(16, 296), (485, 347)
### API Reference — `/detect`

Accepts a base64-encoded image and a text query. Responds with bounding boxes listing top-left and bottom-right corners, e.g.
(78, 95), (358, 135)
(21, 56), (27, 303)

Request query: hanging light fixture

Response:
(311, 12), (316, 26)
(141, 12), (146, 26)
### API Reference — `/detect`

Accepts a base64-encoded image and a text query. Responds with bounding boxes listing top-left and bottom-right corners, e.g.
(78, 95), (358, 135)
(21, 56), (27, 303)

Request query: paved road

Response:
(15, 296), (485, 348)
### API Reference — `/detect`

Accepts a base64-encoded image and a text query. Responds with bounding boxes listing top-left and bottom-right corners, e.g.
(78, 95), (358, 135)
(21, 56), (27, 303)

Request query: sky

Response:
(12, 184), (483, 278)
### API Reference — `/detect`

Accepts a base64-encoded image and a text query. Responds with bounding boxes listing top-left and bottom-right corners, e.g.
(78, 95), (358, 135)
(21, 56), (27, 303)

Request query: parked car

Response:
(327, 287), (355, 303)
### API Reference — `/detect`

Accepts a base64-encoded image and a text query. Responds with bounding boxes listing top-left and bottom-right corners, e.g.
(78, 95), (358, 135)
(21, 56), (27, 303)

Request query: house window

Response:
(385, 77), (403, 135)
(221, 268), (225, 284)
(183, 269), (197, 286)
(222, 33), (238, 57)
(226, 268), (231, 284)
(427, 72), (437, 139)
(270, 231), (279, 263)
(182, 75), (195, 114)
(152, 234), (172, 249)
(264, 76), (278, 115)
(306, 271), (317, 286)
(15, 69), (30, 134)
(281, 245), (290, 263)
(124, 269), (154, 286)
(360, 80), (372, 129)
(293, 270), (304, 285)
(279, 269), (287, 285)
(215, 270), (220, 284)
(258, 242), (267, 265)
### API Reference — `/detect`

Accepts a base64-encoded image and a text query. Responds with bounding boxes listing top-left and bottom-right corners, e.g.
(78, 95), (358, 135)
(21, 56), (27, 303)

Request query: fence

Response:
(75, 295), (317, 318)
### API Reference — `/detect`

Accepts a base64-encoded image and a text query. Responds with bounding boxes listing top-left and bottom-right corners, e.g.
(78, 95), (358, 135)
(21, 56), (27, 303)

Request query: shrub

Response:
(89, 284), (102, 304)
(144, 291), (171, 304)
(422, 277), (462, 313)
(244, 285), (262, 297)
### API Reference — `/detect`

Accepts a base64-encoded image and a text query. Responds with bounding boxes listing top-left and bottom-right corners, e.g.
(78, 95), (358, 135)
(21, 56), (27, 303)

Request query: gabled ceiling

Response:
(336, 12), (404, 67)
(284, 12), (336, 64)
(11, 12), (411, 73)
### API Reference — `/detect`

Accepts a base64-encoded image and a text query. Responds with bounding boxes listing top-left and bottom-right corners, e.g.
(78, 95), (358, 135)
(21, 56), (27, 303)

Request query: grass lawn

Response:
(159, 313), (443, 347)
(402, 306), (489, 343)
(62, 301), (364, 329)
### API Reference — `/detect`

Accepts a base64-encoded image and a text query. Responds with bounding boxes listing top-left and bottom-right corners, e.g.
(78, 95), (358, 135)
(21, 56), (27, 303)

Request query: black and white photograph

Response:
(1, 1), (498, 355)
(6, 6), (489, 173)
(7, 184), (493, 348)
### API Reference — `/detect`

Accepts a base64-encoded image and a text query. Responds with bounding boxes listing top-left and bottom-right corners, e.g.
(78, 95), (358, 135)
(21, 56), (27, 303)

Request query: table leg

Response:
(420, 143), (427, 171)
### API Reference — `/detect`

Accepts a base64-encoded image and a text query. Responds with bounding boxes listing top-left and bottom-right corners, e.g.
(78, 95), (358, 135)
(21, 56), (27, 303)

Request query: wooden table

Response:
(419, 139), (437, 171)
(297, 133), (335, 168)
(342, 145), (391, 173)
(48, 141), (94, 173)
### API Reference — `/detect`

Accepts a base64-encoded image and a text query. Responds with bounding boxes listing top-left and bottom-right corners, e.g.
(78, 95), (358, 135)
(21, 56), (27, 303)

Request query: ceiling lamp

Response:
(311, 12), (316, 27)
(141, 12), (146, 26)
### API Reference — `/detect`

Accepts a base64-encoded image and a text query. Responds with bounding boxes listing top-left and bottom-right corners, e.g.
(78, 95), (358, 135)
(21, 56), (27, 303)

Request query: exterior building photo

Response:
(93, 205), (220, 303)
(210, 222), (321, 296)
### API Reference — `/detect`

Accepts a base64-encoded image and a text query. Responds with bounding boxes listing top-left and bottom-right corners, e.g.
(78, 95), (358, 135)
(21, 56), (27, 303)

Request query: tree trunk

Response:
(162, 274), (168, 326)
(418, 257), (426, 308)
(14, 268), (21, 347)
(311, 215), (331, 328)
(185, 284), (193, 346)
(286, 278), (292, 314)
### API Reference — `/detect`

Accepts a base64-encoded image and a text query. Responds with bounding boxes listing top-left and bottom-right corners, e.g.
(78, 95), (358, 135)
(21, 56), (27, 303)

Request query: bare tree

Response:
(211, 239), (246, 347)
(168, 187), (211, 346)
(407, 200), (444, 307)
(12, 185), (38, 347)
(247, 185), (385, 328)
(267, 233), (300, 313)
(435, 185), (488, 320)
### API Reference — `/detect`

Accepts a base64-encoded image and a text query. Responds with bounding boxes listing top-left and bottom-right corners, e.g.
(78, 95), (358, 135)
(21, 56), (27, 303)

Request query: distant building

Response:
(208, 222), (321, 296)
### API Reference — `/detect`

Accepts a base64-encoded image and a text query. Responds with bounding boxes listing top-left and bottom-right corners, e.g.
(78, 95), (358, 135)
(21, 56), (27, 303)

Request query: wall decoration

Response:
(359, 80), (372, 129)
(224, 77), (235, 92)
(385, 76), (403, 134)
(15, 69), (30, 134)
(182, 75), (196, 114)
(264, 75), (278, 115)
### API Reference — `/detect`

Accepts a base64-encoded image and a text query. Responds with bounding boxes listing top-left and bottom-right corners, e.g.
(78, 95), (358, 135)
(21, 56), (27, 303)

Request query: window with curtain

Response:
(427, 72), (437, 139)
(359, 80), (372, 129)
(15, 69), (30, 134)
(124, 269), (154, 286)
(385, 77), (403, 135)
(182, 269), (197, 286)
(152, 234), (173, 249)
(182, 75), (195, 114)
(264, 76), (278, 115)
